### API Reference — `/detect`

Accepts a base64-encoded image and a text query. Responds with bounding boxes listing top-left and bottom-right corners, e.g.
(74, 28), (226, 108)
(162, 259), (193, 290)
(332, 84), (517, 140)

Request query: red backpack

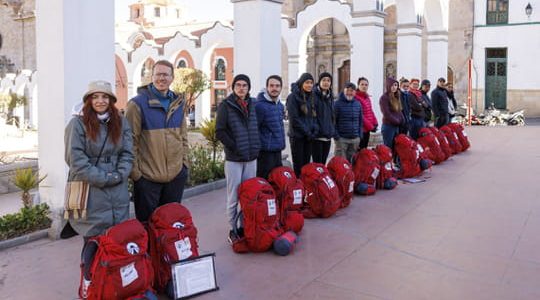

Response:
(447, 123), (470, 151)
(236, 178), (283, 252)
(148, 203), (199, 293)
(440, 125), (463, 154)
(81, 219), (154, 300)
(267, 166), (305, 233)
(352, 149), (379, 195)
(394, 134), (422, 178)
(373, 145), (398, 190)
(300, 163), (341, 218)
(429, 127), (452, 159)
(416, 143), (433, 171)
(326, 156), (355, 208)
(417, 128), (446, 164)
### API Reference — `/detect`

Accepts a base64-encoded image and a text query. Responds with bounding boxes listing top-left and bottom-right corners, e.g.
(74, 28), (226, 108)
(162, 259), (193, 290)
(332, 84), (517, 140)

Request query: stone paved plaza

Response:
(1, 125), (540, 300)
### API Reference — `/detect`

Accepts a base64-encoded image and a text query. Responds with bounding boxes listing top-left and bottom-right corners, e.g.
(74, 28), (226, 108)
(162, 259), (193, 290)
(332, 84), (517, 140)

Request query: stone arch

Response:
(115, 55), (128, 110)
(132, 57), (155, 94)
(282, 0), (354, 83)
(423, 0), (447, 32)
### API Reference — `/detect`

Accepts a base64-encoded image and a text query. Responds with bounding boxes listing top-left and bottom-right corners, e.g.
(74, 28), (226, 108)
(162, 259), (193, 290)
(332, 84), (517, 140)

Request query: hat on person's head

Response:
(421, 79), (431, 86)
(83, 80), (117, 103)
(437, 77), (446, 83)
(232, 74), (251, 92)
(318, 72), (333, 85)
(344, 82), (357, 90)
(296, 72), (315, 88)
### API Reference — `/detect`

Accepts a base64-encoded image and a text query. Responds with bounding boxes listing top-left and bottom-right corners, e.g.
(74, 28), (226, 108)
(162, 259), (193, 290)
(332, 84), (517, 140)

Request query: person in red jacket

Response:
(355, 77), (378, 149)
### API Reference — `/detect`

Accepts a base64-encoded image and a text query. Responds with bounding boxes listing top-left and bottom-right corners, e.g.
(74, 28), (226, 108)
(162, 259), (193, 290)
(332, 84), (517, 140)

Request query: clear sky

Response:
(115, 0), (234, 23)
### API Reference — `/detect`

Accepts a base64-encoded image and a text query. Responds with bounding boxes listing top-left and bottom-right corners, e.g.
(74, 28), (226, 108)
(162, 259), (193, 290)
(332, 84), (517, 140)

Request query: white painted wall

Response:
(36, 0), (115, 235)
(232, 0), (283, 94)
(396, 26), (423, 79)
(426, 33), (448, 85)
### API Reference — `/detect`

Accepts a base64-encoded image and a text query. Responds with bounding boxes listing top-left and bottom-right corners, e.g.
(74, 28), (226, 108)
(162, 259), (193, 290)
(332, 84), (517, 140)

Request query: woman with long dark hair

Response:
(64, 81), (133, 298)
(379, 78), (404, 150)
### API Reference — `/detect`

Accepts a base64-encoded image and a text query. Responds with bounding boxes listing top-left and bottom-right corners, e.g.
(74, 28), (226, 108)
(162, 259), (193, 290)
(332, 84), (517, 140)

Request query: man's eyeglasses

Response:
(153, 73), (172, 78)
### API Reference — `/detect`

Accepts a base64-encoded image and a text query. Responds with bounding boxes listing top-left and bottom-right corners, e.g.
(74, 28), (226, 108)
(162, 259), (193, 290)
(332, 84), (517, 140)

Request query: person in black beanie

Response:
(216, 74), (261, 243)
(286, 73), (319, 177)
(312, 72), (336, 164)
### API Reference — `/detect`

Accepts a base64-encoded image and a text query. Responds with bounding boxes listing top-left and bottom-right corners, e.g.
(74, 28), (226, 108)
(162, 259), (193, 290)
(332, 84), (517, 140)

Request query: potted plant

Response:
(12, 168), (47, 208)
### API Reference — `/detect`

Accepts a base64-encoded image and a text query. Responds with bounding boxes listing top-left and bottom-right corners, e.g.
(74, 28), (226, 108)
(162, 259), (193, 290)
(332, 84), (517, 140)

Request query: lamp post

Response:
(526, 3), (533, 20)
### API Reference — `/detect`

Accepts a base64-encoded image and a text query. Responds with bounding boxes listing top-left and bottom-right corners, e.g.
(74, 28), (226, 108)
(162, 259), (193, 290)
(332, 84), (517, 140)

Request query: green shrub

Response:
(187, 144), (224, 186)
(0, 203), (52, 241)
(12, 168), (47, 208)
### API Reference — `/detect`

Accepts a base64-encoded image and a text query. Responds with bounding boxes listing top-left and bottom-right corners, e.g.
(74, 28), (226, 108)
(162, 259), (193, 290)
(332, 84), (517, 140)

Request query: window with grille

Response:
(487, 0), (508, 24)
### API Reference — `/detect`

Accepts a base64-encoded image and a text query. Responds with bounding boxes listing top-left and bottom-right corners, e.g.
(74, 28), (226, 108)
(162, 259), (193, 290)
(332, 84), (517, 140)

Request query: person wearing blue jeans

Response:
(379, 78), (404, 150)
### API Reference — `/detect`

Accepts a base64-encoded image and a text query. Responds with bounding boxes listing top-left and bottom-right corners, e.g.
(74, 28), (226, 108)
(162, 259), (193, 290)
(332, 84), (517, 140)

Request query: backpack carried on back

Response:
(440, 125), (463, 154)
(352, 149), (379, 195)
(373, 144), (398, 190)
(148, 203), (199, 294)
(267, 166), (305, 233)
(429, 127), (453, 159)
(235, 177), (283, 252)
(300, 163), (341, 218)
(326, 156), (355, 208)
(447, 123), (470, 151)
(81, 219), (155, 300)
(417, 128), (446, 164)
(394, 134), (423, 178)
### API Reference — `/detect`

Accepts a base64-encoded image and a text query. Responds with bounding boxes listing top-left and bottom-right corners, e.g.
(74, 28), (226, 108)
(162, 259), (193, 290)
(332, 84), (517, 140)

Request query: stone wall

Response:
(0, 0), (36, 74)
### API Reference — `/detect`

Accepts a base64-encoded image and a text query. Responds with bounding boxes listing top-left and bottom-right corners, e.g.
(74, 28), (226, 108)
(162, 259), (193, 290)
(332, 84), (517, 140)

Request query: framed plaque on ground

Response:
(171, 253), (219, 299)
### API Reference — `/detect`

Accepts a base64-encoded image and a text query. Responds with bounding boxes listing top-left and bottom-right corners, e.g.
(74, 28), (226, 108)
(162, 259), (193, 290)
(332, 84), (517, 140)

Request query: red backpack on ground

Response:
(440, 125), (463, 154)
(148, 203), (199, 293)
(417, 128), (446, 164)
(447, 123), (470, 151)
(394, 134), (422, 178)
(326, 156), (355, 208)
(235, 177), (283, 252)
(373, 144), (398, 190)
(267, 166), (305, 233)
(81, 219), (154, 300)
(416, 143), (433, 171)
(300, 163), (341, 218)
(429, 127), (453, 159)
(352, 149), (380, 195)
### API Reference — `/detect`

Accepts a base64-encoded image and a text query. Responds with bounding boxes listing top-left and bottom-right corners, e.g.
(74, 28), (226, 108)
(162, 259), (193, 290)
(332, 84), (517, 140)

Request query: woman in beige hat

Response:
(63, 80), (134, 298)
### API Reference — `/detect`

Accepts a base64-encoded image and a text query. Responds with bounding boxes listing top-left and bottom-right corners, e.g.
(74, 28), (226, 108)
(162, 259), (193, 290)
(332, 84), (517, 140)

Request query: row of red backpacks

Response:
(79, 202), (199, 300)
(229, 123), (470, 255)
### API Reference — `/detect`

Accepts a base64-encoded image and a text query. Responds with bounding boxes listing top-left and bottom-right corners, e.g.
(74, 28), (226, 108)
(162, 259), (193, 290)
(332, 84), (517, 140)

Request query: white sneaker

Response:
(81, 278), (91, 299)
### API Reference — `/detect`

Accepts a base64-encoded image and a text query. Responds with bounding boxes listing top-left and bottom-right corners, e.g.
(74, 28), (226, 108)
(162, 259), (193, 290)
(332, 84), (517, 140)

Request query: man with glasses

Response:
(125, 60), (189, 222)
(216, 74), (260, 243)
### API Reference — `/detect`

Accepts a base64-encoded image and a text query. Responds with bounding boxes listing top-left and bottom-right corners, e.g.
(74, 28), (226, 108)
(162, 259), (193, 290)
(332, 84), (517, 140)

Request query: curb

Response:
(1, 178), (227, 250)
(0, 229), (49, 251)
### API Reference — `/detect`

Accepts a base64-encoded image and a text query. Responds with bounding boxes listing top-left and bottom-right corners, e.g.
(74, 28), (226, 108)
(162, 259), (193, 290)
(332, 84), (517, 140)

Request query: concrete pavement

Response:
(1, 125), (540, 300)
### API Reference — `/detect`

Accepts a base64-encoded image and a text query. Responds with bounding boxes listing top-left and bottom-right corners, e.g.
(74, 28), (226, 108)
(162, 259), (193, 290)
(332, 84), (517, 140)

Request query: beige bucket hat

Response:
(82, 80), (117, 103)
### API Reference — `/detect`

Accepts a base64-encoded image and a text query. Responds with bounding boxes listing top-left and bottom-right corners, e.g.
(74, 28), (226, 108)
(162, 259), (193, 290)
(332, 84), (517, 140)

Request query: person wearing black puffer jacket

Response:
(334, 82), (362, 162)
(216, 74), (261, 243)
(286, 73), (319, 177)
(312, 72), (336, 164)
(431, 77), (450, 128)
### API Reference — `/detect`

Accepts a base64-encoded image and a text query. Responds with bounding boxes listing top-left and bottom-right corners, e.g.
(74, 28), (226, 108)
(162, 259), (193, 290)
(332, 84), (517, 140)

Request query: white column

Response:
(427, 31), (449, 84)
(350, 10), (385, 125)
(195, 90), (211, 125)
(396, 23), (423, 80)
(36, 0), (115, 237)
(232, 0), (283, 93)
(287, 54), (299, 90)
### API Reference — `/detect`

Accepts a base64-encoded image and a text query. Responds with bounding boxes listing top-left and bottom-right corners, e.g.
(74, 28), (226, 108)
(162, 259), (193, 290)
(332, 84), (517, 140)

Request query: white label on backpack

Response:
(444, 137), (449, 144)
(454, 133), (459, 140)
(323, 176), (336, 189)
(417, 144), (424, 153)
(416, 150), (420, 160)
(293, 189), (303, 205)
(174, 237), (193, 260)
(120, 262), (138, 287)
(385, 162), (393, 171)
(435, 138), (440, 146)
(348, 181), (355, 193)
(267, 199), (277, 216)
(463, 131), (468, 137)
(371, 168), (380, 179)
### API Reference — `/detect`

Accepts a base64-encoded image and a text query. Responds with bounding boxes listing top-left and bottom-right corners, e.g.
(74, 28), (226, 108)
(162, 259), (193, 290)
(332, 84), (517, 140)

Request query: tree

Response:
(170, 68), (212, 109)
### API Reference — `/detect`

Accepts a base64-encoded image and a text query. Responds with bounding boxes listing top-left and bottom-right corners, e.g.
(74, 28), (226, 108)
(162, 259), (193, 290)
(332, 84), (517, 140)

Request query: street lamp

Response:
(525, 3), (533, 19)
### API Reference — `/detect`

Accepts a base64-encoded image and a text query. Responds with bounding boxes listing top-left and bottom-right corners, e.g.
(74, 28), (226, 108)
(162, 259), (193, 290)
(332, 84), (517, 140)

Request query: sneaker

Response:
(81, 278), (91, 299)
(227, 230), (237, 244)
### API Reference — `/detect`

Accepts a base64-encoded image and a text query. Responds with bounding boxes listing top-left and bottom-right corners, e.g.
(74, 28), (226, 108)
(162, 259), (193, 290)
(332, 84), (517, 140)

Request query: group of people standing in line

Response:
(62, 57), (461, 290)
